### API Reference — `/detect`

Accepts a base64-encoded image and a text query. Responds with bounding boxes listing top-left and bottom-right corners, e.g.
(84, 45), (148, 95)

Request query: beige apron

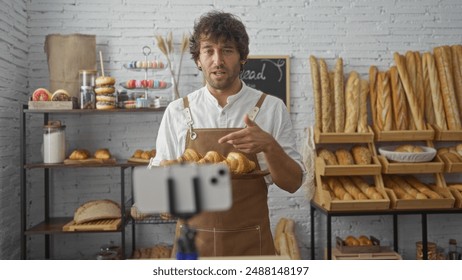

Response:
(175, 94), (275, 257)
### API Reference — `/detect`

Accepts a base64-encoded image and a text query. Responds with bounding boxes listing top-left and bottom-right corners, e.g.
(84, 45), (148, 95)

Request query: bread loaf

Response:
(350, 176), (383, 200)
(393, 52), (425, 130)
(383, 176), (414, 200)
(94, 148), (111, 160)
(74, 199), (121, 224)
(423, 52), (447, 129)
(309, 56), (322, 131)
(389, 66), (409, 130)
(369, 66), (379, 126)
(320, 59), (334, 132)
(69, 149), (90, 160)
(421, 52), (436, 126)
(405, 176), (442, 199)
(434, 46), (462, 130)
(318, 148), (338, 165)
(351, 145), (372, 165)
(390, 175), (427, 199)
(451, 45), (462, 117)
(344, 71), (360, 132)
(274, 218), (288, 254)
(338, 176), (368, 200)
(334, 58), (345, 132)
(414, 52), (425, 113)
(327, 177), (353, 200)
(335, 149), (355, 165)
(357, 79), (369, 133)
(344, 236), (360, 246)
(358, 235), (372, 246)
(376, 71), (393, 131)
(405, 51), (417, 97)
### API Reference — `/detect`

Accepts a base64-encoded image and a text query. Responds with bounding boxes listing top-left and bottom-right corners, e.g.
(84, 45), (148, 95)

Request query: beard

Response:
(203, 64), (241, 91)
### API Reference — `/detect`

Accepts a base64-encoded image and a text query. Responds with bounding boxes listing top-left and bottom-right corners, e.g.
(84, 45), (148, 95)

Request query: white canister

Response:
(43, 121), (66, 163)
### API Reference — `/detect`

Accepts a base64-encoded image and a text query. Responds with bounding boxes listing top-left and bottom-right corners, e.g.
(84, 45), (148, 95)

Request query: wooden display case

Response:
(314, 126), (374, 144)
(372, 124), (435, 142)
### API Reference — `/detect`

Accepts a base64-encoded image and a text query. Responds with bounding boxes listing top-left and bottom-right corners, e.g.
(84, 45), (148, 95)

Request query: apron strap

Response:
(182, 96), (197, 140)
(246, 93), (267, 125)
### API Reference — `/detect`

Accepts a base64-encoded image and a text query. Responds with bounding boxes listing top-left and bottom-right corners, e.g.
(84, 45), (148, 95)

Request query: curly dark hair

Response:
(190, 10), (249, 63)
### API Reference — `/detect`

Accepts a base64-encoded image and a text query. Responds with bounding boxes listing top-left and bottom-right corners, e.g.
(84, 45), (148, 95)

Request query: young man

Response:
(152, 10), (304, 257)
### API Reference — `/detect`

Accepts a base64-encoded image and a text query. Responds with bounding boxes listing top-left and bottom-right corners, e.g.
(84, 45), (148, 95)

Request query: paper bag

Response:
(44, 34), (96, 98)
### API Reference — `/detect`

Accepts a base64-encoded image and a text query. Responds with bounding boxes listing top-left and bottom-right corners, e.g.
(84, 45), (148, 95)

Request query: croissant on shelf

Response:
(159, 148), (257, 174)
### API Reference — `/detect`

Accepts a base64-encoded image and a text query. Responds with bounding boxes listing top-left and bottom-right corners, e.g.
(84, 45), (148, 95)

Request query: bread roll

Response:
(344, 71), (360, 132)
(69, 149), (90, 160)
(358, 79), (369, 133)
(424, 52), (448, 130)
(74, 199), (121, 224)
(451, 45), (462, 117)
(376, 71), (393, 131)
(94, 148), (111, 159)
(318, 148), (338, 165)
(393, 52), (425, 130)
(338, 176), (368, 200)
(351, 145), (372, 165)
(434, 46), (462, 130)
(394, 145), (424, 153)
(335, 149), (355, 165)
(359, 235), (372, 246)
(320, 59), (334, 132)
(389, 66), (409, 130)
(309, 56), (322, 131)
(344, 236), (360, 246)
(334, 58), (345, 132)
(421, 52), (436, 125)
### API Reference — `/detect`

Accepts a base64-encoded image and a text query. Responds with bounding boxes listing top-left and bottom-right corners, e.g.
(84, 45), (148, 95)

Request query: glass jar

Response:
(79, 70), (97, 109)
(43, 121), (66, 164)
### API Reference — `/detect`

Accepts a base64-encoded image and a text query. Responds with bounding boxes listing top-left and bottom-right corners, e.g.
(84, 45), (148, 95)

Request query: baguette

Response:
(405, 51), (417, 97)
(274, 218), (288, 254)
(376, 72), (393, 131)
(369, 66), (379, 126)
(338, 176), (368, 200)
(421, 52), (436, 125)
(434, 46), (462, 130)
(320, 59), (334, 132)
(334, 58), (345, 132)
(389, 66), (409, 130)
(309, 56), (322, 131)
(390, 175), (427, 199)
(357, 79), (369, 133)
(383, 176), (414, 200)
(451, 45), (462, 118)
(344, 71), (360, 132)
(323, 182), (338, 200)
(285, 232), (301, 260)
(350, 176), (383, 200)
(424, 52), (448, 130)
(327, 177), (353, 200)
(405, 176), (442, 199)
(414, 52), (425, 113)
(393, 52), (425, 130)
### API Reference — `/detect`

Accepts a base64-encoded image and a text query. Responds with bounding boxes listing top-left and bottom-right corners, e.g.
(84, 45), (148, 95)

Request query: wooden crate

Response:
(28, 97), (78, 110)
(431, 124), (462, 141)
(315, 175), (390, 211)
(385, 174), (455, 210)
(314, 126), (374, 144)
(439, 153), (462, 173)
(378, 155), (444, 174)
(372, 124), (434, 142)
(327, 247), (402, 260)
(449, 187), (462, 208)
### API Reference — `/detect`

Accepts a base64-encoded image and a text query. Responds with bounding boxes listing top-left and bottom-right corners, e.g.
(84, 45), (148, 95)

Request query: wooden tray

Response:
(62, 218), (121, 231)
(314, 126), (374, 144)
(127, 157), (150, 163)
(378, 155), (444, 174)
(64, 158), (117, 165)
(431, 124), (462, 141)
(449, 187), (462, 208)
(439, 153), (462, 173)
(315, 156), (382, 176)
(231, 169), (269, 179)
(372, 124), (435, 142)
(336, 236), (381, 253)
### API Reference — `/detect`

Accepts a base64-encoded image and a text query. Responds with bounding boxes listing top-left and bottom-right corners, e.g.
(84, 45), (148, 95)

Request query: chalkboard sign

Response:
(240, 55), (290, 111)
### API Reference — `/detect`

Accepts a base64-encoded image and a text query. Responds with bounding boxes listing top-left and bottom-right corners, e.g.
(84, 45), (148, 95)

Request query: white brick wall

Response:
(2, 0), (462, 259)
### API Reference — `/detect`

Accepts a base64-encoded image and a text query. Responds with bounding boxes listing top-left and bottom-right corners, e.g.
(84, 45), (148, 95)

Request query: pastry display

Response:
(95, 76), (116, 110)
(324, 176), (383, 201)
(126, 60), (165, 69)
(318, 146), (374, 166)
(383, 175), (442, 200)
(73, 199), (121, 224)
(128, 148), (156, 163)
(123, 79), (168, 89)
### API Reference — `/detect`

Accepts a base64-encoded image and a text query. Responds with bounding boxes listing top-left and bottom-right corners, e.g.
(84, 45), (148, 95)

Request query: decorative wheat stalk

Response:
(155, 32), (189, 100)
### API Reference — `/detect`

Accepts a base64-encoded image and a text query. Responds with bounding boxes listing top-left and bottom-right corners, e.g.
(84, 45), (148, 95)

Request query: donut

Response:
(95, 94), (115, 103)
(94, 86), (115, 95)
(96, 103), (116, 110)
(95, 76), (115, 87)
(32, 88), (52, 101)
(51, 89), (71, 101)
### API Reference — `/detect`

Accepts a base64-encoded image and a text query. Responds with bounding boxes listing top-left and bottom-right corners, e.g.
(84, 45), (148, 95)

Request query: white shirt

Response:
(152, 82), (305, 186)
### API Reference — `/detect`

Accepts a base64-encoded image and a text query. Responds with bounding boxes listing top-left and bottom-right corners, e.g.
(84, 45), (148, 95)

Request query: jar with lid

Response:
(43, 121), (66, 163)
(79, 69), (97, 109)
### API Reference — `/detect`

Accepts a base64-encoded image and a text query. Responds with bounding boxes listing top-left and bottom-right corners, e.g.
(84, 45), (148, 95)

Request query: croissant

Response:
(177, 148), (202, 163)
(224, 152), (256, 174)
(198, 151), (226, 164)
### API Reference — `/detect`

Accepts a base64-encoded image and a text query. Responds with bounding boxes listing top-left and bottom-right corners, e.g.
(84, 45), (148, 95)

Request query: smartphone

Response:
(132, 163), (232, 216)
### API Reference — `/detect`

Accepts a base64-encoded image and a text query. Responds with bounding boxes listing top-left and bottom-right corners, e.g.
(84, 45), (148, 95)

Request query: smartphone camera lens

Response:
(218, 168), (226, 176)
(210, 177), (218, 185)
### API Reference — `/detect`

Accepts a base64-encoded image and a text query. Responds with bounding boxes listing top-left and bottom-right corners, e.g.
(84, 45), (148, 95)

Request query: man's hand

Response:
(218, 115), (275, 154)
